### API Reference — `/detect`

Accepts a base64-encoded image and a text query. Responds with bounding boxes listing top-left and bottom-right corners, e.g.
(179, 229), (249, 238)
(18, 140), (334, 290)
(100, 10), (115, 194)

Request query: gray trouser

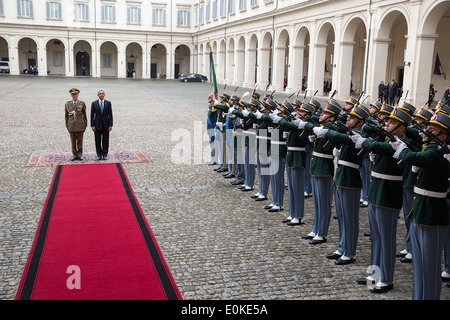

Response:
(335, 186), (360, 257)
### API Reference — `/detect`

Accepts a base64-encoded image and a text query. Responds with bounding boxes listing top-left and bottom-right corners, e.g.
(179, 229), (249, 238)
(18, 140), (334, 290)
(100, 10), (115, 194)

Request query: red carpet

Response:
(16, 164), (182, 300)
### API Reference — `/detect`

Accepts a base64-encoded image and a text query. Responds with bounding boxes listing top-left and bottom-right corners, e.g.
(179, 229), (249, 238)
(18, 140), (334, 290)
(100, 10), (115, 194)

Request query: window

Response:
(228, 0), (234, 14)
(205, 2), (210, 22)
(0, 0), (4, 15)
(239, 0), (246, 11)
(250, 0), (257, 6)
(74, 3), (89, 21)
(219, 0), (225, 17)
(103, 53), (111, 68)
(177, 10), (190, 27)
(152, 8), (166, 25)
(18, 0), (33, 17)
(101, 5), (115, 23)
(127, 6), (141, 24)
(46, 1), (61, 19)
(53, 52), (62, 67)
(199, 5), (204, 24)
(212, 0), (217, 20)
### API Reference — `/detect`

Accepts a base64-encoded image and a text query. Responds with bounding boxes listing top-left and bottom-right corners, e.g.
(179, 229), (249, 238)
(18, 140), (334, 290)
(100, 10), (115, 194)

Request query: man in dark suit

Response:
(91, 90), (113, 160)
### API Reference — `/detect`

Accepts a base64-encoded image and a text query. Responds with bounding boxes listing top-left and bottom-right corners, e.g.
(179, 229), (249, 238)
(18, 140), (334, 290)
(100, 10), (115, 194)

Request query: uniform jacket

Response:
(277, 117), (307, 168)
(65, 100), (87, 132)
(399, 143), (450, 226)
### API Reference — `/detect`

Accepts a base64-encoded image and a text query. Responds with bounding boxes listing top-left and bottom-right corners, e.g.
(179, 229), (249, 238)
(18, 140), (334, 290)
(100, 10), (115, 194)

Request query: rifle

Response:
(397, 89), (409, 106)
(334, 120), (367, 158)
(411, 121), (450, 154)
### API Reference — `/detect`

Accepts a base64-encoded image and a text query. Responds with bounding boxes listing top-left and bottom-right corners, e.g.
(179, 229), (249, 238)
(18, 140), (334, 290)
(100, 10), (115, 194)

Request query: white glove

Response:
(308, 135), (315, 142)
(391, 136), (408, 159)
(333, 147), (340, 157)
(369, 152), (375, 162)
(241, 109), (249, 117)
(444, 153), (450, 163)
(297, 120), (308, 129)
(350, 132), (366, 149)
(292, 119), (301, 126)
(255, 110), (263, 119)
(411, 165), (418, 173)
(214, 100), (219, 105)
(228, 106), (235, 114)
(272, 115), (282, 123)
(312, 126), (328, 138)
(269, 110), (277, 120)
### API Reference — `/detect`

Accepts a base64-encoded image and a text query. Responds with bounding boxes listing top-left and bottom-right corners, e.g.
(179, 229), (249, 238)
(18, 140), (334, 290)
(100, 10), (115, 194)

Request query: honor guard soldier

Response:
(231, 98), (260, 192)
(390, 111), (450, 300)
(303, 98), (321, 198)
(65, 88), (87, 161)
(275, 100), (316, 225)
(321, 102), (371, 264)
(260, 98), (291, 212)
(227, 93), (244, 183)
(250, 96), (274, 202)
(351, 107), (413, 293)
(213, 91), (231, 173)
(298, 99), (342, 244)
(207, 94), (217, 165)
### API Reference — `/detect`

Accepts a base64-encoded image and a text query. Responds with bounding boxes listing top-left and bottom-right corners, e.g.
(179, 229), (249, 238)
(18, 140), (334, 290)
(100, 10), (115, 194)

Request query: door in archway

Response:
(76, 51), (90, 76)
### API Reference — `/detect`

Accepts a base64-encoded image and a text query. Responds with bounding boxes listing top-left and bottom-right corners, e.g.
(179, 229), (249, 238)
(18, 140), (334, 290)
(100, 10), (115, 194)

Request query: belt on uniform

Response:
(312, 151), (333, 159)
(338, 160), (360, 169)
(257, 136), (270, 140)
(414, 187), (447, 199)
(371, 171), (402, 181)
(288, 147), (306, 151)
(271, 141), (286, 145)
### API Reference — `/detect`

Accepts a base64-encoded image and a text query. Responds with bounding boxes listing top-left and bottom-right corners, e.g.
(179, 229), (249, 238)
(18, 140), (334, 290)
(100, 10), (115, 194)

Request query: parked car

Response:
(21, 67), (51, 74)
(0, 61), (10, 73)
(179, 73), (208, 82)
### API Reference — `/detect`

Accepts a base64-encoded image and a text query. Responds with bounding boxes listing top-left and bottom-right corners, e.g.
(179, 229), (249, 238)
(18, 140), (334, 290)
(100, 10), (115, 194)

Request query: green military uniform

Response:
(65, 88), (87, 160)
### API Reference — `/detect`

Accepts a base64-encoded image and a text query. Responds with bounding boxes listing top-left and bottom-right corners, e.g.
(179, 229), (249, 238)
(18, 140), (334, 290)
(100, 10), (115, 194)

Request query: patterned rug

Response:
(26, 150), (151, 167)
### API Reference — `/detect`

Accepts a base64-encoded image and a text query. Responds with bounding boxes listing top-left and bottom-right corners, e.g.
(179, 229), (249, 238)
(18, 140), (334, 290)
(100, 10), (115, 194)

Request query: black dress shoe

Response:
(370, 283), (393, 294)
(335, 257), (356, 265)
(231, 180), (242, 185)
(302, 234), (314, 240)
(286, 219), (304, 226)
(255, 196), (268, 201)
(364, 232), (371, 237)
(400, 256), (412, 263)
(442, 276), (450, 282)
(208, 162), (217, 165)
(216, 168), (226, 173)
(250, 194), (259, 198)
(223, 174), (235, 179)
(282, 218), (292, 223)
(268, 206), (283, 212)
(396, 251), (407, 258)
(241, 187), (254, 192)
(71, 157), (77, 161)
(325, 253), (342, 260)
(309, 238), (327, 245)
(264, 204), (274, 210)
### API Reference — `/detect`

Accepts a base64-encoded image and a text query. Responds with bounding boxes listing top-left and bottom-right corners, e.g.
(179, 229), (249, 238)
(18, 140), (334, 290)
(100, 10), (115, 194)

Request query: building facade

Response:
(0, 0), (449, 105)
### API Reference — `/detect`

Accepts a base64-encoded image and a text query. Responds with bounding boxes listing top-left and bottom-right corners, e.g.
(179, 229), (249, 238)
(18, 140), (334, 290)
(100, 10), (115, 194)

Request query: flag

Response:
(208, 39), (218, 100)
(434, 53), (442, 75)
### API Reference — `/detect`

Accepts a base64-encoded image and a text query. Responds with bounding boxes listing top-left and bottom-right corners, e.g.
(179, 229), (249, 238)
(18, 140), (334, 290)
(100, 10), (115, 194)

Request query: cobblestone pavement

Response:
(0, 75), (448, 300)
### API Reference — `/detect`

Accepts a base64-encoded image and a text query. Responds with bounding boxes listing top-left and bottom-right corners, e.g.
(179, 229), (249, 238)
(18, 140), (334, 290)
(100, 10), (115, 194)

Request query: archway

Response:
(150, 43), (167, 79)
(46, 38), (66, 75)
(74, 40), (91, 76)
(100, 41), (118, 77)
(174, 44), (190, 79)
(126, 42), (143, 78)
(18, 37), (38, 74)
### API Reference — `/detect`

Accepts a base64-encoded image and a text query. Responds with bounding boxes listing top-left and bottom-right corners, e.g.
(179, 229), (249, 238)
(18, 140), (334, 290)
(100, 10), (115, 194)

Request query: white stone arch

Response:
(150, 42), (167, 78)
(17, 36), (39, 74)
(236, 35), (246, 86)
(125, 42), (144, 78)
(73, 39), (94, 76)
(292, 25), (311, 94)
(414, 0), (450, 106)
(339, 14), (368, 98)
(260, 30), (273, 88)
(226, 37), (235, 85)
(99, 41), (118, 77)
(45, 38), (66, 76)
(274, 28), (290, 91)
(246, 33), (259, 88)
(313, 21), (336, 96)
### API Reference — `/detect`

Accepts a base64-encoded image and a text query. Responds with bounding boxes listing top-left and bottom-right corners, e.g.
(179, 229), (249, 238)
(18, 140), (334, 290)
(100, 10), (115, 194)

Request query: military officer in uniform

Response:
(351, 107), (412, 293)
(322, 102), (371, 264)
(298, 99), (342, 244)
(213, 91), (231, 173)
(65, 88), (87, 161)
(390, 111), (450, 299)
(207, 94), (217, 165)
